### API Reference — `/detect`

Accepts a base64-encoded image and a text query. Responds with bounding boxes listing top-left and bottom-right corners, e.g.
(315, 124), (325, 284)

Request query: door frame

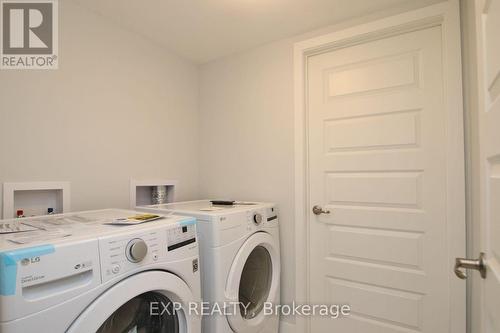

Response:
(293, 1), (466, 332)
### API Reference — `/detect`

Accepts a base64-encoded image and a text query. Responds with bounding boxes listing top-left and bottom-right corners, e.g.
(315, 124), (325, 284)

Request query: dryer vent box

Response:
(130, 179), (177, 208)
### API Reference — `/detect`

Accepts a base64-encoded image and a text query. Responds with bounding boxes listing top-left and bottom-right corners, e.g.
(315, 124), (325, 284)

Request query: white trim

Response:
(459, 1), (480, 332)
(279, 319), (295, 333)
(293, 2), (466, 332)
(441, 2), (467, 332)
(293, 25), (309, 333)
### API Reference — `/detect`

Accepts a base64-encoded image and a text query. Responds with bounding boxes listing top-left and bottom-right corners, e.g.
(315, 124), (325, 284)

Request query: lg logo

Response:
(1, 0), (58, 69)
(21, 256), (41, 266)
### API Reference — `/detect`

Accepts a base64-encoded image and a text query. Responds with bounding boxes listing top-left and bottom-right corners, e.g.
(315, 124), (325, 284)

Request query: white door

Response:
(307, 25), (465, 332)
(471, 0), (500, 331)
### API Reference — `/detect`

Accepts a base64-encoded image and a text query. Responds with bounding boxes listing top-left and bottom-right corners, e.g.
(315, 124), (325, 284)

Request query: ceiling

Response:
(73, 0), (442, 64)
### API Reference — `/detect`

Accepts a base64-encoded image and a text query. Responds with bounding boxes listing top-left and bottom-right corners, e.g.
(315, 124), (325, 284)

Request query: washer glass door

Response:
(67, 271), (199, 333)
(238, 245), (273, 319)
(97, 291), (179, 333)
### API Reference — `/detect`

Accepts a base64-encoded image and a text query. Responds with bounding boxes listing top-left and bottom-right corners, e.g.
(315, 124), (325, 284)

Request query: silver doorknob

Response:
(312, 205), (330, 215)
(454, 252), (486, 279)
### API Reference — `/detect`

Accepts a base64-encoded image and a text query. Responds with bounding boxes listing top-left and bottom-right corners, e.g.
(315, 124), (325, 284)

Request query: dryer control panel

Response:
(266, 206), (278, 224)
(245, 205), (278, 231)
(167, 224), (196, 251)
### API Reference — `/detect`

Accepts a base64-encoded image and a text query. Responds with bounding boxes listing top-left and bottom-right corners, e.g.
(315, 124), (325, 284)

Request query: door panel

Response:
(324, 111), (420, 152)
(325, 52), (419, 97)
(328, 225), (422, 268)
(308, 26), (460, 332)
(325, 171), (422, 208)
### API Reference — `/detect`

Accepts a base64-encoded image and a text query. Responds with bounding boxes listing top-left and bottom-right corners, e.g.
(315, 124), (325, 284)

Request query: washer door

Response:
(67, 271), (200, 333)
(226, 232), (280, 333)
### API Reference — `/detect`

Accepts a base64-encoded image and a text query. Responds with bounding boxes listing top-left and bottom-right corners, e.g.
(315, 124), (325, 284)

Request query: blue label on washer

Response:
(178, 217), (196, 227)
(0, 244), (55, 296)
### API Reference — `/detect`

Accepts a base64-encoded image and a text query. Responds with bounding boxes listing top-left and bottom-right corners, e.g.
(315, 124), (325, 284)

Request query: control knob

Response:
(126, 238), (148, 263)
(253, 213), (263, 225)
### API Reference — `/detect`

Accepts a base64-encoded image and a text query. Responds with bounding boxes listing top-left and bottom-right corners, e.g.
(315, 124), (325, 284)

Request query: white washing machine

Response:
(0, 209), (201, 333)
(139, 200), (281, 333)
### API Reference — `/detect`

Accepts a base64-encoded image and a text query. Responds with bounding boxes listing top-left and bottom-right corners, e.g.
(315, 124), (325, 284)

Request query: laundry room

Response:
(0, 0), (499, 332)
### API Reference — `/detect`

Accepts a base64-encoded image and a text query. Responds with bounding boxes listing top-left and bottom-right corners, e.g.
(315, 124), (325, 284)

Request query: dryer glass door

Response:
(97, 291), (179, 333)
(239, 245), (272, 319)
(226, 231), (280, 333)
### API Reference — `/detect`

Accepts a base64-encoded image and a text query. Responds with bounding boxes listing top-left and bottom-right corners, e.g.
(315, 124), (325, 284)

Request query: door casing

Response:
(293, 2), (466, 332)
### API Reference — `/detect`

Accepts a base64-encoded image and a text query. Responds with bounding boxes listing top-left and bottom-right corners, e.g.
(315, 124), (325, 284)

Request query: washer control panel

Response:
(167, 224), (196, 251)
(99, 229), (164, 283)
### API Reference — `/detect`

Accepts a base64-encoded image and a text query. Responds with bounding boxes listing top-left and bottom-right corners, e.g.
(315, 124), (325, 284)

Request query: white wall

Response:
(199, 39), (296, 319)
(198, 2), (444, 327)
(0, 1), (200, 215)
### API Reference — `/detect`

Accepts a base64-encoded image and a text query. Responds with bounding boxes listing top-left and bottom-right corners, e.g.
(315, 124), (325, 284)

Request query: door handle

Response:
(312, 205), (330, 215)
(454, 252), (486, 279)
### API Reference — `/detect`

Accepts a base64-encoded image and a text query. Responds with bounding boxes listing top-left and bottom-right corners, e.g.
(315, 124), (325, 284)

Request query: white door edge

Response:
(468, 0), (500, 331)
(293, 1), (465, 332)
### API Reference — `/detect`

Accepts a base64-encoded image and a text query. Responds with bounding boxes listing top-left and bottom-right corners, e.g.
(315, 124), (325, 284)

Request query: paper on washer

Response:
(6, 229), (72, 244)
(0, 222), (37, 234)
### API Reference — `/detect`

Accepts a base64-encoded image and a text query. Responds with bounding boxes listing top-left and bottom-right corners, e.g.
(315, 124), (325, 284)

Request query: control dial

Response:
(126, 238), (148, 263)
(253, 213), (263, 225)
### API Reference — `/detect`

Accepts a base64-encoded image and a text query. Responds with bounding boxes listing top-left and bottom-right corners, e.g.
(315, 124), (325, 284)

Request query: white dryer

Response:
(0, 209), (201, 333)
(139, 200), (281, 333)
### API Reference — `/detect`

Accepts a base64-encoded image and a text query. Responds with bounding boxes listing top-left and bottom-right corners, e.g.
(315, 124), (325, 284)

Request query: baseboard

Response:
(279, 320), (295, 333)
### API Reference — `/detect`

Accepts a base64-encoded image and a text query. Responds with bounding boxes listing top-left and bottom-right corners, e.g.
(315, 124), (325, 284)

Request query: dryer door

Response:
(226, 232), (281, 332)
(67, 271), (200, 333)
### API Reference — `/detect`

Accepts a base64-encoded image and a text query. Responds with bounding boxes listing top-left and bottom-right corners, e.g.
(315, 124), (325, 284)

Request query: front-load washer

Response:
(0, 209), (201, 333)
(139, 200), (281, 333)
